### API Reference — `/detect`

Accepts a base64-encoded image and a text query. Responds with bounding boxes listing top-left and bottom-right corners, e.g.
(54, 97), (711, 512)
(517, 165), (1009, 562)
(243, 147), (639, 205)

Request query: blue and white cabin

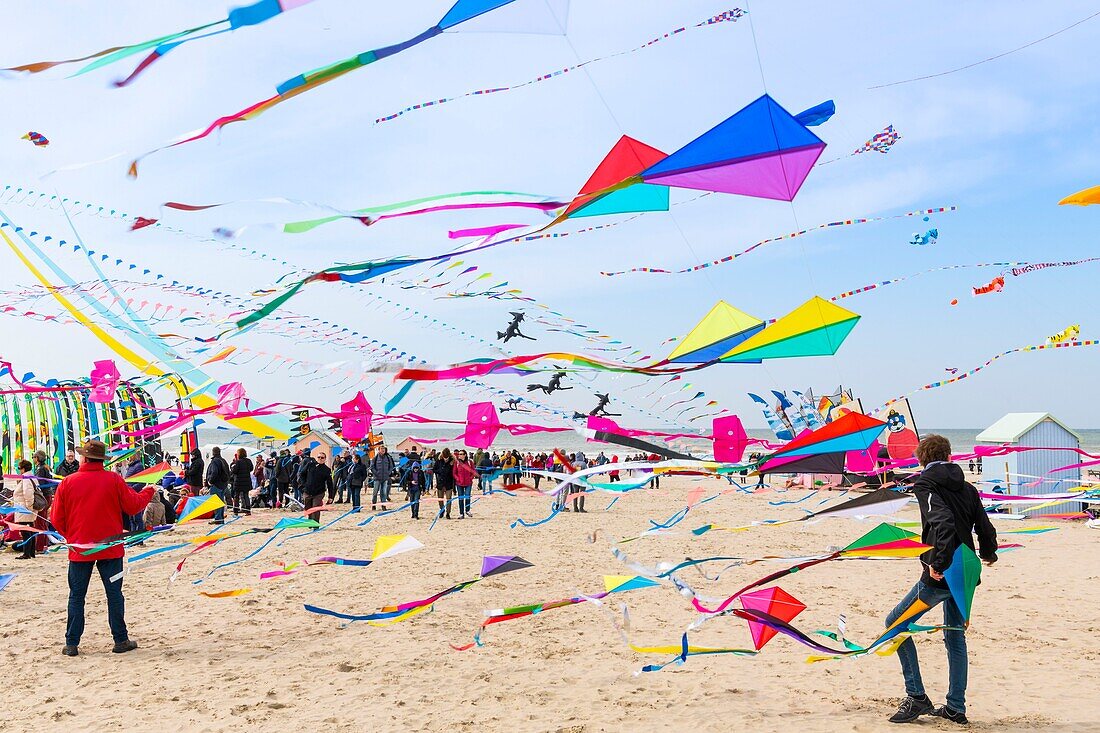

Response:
(975, 412), (1081, 513)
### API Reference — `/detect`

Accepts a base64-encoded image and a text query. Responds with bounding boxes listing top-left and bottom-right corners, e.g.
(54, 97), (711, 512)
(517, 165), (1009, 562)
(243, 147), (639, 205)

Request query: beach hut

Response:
(395, 437), (427, 455)
(975, 412), (1081, 513)
(289, 429), (348, 460)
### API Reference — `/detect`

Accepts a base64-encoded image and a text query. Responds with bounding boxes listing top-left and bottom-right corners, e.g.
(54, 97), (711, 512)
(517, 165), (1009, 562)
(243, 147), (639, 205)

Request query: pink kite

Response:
(88, 360), (121, 403)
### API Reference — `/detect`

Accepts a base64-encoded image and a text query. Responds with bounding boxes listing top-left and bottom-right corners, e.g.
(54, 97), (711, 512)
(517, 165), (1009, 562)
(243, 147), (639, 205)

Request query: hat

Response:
(76, 439), (108, 461)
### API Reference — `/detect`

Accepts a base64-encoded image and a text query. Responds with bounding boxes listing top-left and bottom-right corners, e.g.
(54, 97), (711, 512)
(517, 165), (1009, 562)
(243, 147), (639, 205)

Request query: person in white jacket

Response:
(12, 459), (39, 559)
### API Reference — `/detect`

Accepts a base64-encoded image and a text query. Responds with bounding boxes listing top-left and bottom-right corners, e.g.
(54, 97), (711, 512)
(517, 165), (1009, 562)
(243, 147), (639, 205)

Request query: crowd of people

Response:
(2, 442), (667, 557)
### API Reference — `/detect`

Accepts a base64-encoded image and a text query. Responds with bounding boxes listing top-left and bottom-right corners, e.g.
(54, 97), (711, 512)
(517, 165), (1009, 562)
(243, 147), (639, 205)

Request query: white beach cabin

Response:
(975, 412), (1081, 513)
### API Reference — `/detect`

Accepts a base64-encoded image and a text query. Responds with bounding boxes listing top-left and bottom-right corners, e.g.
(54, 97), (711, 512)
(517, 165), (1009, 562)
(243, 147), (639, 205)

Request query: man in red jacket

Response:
(50, 440), (155, 657)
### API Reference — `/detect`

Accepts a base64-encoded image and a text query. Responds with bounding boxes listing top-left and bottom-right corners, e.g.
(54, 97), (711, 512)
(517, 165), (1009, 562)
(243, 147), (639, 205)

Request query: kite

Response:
(234, 95), (831, 326)
(304, 555), (532, 626)
(177, 494), (226, 524)
(882, 398), (919, 461)
(130, 217), (158, 231)
(874, 339), (1100, 409)
(126, 0), (571, 173)
(853, 125), (900, 155)
(693, 488), (914, 536)
(759, 412), (887, 475)
(794, 100), (836, 127)
(199, 588), (252, 598)
(526, 371), (571, 395)
(0, 574), (15, 592)
(972, 276), (1005, 295)
(740, 587), (806, 650)
(602, 207), (956, 277)
(688, 523), (931, 615)
(497, 312), (535, 343)
(375, 9), (746, 124)
(337, 391), (373, 442)
(451, 574), (661, 650)
(88, 359), (121, 403)
(1048, 324), (1080, 344)
(499, 397), (528, 413)
(712, 415), (748, 462)
(4, 0), (317, 86)
(581, 393), (619, 419)
(909, 228), (938, 246)
(21, 132), (49, 147)
(636, 94), (825, 202)
(122, 461), (174, 485)
(1059, 185), (1100, 206)
(393, 297), (861, 383)
(667, 301), (765, 363)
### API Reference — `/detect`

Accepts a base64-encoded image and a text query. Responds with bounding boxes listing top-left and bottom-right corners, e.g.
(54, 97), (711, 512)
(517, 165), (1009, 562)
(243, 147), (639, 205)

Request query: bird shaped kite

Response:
(21, 131), (49, 147)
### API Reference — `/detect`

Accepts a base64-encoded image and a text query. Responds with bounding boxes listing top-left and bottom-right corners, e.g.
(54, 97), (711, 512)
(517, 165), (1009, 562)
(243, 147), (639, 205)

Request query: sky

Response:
(1, 0), (1099, 433)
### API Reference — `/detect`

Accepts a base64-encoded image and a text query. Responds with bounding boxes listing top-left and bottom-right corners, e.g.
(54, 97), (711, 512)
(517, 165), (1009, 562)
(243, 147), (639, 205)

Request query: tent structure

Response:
(667, 301), (765, 363)
(641, 95), (826, 202)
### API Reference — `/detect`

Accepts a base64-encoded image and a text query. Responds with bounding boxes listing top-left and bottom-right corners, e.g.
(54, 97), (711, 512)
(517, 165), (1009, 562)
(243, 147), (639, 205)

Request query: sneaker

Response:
(62, 645), (79, 657)
(112, 639), (138, 654)
(930, 706), (969, 725)
(889, 695), (933, 723)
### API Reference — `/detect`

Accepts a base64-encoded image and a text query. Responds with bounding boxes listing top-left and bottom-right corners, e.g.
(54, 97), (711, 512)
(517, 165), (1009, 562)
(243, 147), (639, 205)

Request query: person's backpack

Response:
(31, 477), (48, 512)
(297, 457), (316, 484)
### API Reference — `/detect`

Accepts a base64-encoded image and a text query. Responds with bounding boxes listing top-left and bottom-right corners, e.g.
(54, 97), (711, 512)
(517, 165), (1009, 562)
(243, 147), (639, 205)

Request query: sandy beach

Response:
(3, 475), (1095, 733)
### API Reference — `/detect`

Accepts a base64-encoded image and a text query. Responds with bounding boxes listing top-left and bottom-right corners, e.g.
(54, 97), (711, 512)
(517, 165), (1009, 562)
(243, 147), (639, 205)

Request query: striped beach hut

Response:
(975, 413), (1081, 513)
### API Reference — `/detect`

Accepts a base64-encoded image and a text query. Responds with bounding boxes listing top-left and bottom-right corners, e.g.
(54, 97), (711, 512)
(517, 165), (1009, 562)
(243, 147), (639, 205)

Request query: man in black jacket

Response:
(56, 451), (80, 478)
(203, 447), (231, 525)
(184, 449), (204, 494)
(301, 453), (332, 524)
(887, 434), (998, 726)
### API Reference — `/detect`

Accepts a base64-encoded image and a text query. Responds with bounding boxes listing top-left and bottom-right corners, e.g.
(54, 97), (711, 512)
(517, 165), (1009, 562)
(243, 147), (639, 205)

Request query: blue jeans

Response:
(209, 486), (226, 521)
(372, 480), (391, 506)
(349, 483), (362, 509)
(886, 580), (968, 713)
(456, 484), (472, 515)
(478, 473), (492, 494)
(67, 558), (127, 646)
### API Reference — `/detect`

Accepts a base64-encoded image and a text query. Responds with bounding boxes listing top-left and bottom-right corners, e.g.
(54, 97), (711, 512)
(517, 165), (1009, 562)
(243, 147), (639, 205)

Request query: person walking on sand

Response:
(11, 460), (41, 559)
(885, 434), (998, 725)
(401, 461), (426, 519)
(50, 440), (155, 656)
(229, 448), (254, 516)
(301, 453), (333, 523)
(433, 448), (455, 519)
(348, 453), (368, 511)
(203, 447), (231, 525)
(453, 449), (477, 518)
(371, 446), (396, 511)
